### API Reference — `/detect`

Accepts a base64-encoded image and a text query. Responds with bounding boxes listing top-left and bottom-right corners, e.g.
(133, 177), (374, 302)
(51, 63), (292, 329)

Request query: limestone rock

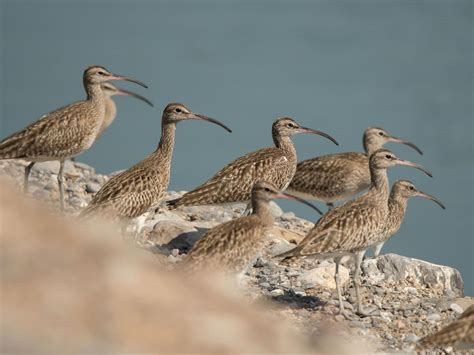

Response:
(298, 264), (350, 290)
(362, 254), (464, 297)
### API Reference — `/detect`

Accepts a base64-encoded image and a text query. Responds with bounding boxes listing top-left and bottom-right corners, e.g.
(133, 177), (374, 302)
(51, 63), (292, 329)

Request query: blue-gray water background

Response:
(1, 1), (472, 294)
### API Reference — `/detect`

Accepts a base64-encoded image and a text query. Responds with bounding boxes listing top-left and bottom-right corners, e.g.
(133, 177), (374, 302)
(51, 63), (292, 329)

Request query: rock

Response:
(85, 182), (101, 194)
(297, 264), (350, 290)
(449, 303), (464, 314)
(33, 160), (77, 175)
(403, 334), (420, 342)
(426, 312), (441, 323)
(364, 254), (464, 297)
(270, 289), (284, 297)
(147, 220), (199, 251)
(268, 201), (283, 218)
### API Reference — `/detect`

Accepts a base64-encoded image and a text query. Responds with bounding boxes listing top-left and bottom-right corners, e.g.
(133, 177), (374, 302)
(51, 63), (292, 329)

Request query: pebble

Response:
(449, 303), (464, 314)
(426, 313), (441, 323)
(403, 334), (420, 342)
(270, 289), (284, 297)
(85, 182), (101, 193)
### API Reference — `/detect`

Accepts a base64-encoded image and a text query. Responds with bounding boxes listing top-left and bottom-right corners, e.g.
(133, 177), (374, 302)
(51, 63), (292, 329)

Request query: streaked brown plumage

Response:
(287, 127), (422, 209)
(372, 180), (445, 258)
(97, 82), (153, 139)
(80, 103), (231, 230)
(168, 117), (338, 210)
(181, 181), (317, 275)
(417, 305), (474, 350)
(0, 66), (147, 210)
(277, 149), (432, 316)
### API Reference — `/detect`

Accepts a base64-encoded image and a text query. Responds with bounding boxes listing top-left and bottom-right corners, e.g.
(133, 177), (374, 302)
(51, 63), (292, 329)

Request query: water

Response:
(1, 1), (472, 294)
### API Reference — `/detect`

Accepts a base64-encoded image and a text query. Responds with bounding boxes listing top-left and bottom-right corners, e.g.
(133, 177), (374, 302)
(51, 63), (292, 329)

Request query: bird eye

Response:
(287, 123), (296, 128)
(175, 108), (182, 113)
(98, 71), (106, 76)
(409, 186), (414, 190)
(385, 154), (392, 159)
(378, 131), (384, 136)
(264, 188), (271, 192)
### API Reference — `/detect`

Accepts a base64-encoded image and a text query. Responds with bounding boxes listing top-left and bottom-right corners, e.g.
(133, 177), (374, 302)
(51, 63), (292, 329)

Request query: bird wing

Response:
(0, 100), (101, 159)
(182, 216), (264, 271)
(282, 198), (381, 257)
(288, 152), (370, 198)
(418, 305), (474, 349)
(171, 148), (294, 207)
(82, 157), (165, 218)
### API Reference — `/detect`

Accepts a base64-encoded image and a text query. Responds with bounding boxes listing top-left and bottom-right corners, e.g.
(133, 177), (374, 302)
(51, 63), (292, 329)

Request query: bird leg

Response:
(372, 242), (384, 258)
(353, 250), (373, 317)
(334, 257), (354, 319)
(57, 160), (65, 211)
(24, 162), (35, 193)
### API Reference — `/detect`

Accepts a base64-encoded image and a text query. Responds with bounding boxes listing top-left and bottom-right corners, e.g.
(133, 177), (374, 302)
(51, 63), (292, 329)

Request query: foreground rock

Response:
(1, 159), (472, 353)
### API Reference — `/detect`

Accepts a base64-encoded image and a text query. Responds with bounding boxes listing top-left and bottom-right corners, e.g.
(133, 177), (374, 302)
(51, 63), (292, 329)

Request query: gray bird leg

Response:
(335, 256), (345, 313)
(353, 249), (372, 317)
(24, 162), (35, 193)
(373, 242), (384, 258)
(57, 160), (65, 211)
(242, 202), (252, 216)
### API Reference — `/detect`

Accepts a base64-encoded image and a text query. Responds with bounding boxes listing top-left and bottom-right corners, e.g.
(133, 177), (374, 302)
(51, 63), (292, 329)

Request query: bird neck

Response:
(102, 98), (117, 131)
(363, 139), (380, 156)
(85, 83), (105, 103)
(155, 122), (177, 159)
(273, 134), (296, 157)
(369, 164), (390, 198)
(389, 192), (409, 216)
(252, 198), (274, 227)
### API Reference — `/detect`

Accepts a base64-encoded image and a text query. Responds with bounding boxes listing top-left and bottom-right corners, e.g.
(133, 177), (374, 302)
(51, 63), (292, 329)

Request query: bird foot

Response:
(337, 308), (357, 321)
(355, 305), (378, 318)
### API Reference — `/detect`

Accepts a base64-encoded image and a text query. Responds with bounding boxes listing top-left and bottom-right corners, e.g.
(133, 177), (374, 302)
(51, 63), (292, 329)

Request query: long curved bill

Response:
(109, 73), (148, 89)
(275, 192), (324, 215)
(115, 88), (154, 107)
(395, 159), (433, 178)
(298, 127), (339, 146)
(416, 191), (446, 209)
(192, 113), (232, 133)
(388, 136), (423, 155)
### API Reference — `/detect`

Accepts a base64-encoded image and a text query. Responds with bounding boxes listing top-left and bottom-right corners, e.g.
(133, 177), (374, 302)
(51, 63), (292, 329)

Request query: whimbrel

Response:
(80, 103), (231, 234)
(96, 82), (153, 139)
(0, 65), (147, 210)
(287, 127), (422, 209)
(417, 305), (474, 350)
(168, 117), (338, 213)
(277, 149), (432, 317)
(372, 180), (445, 258)
(181, 181), (320, 275)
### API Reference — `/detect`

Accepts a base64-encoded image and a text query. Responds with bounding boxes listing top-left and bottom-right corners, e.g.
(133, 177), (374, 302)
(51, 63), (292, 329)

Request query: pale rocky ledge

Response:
(0, 159), (472, 353)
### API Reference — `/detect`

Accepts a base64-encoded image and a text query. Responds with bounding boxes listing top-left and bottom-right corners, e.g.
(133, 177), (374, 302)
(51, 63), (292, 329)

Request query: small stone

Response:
(426, 313), (441, 323)
(171, 249), (180, 257)
(270, 289), (284, 297)
(449, 303), (464, 314)
(85, 182), (101, 193)
(259, 282), (271, 289)
(404, 334), (420, 342)
(280, 212), (295, 219)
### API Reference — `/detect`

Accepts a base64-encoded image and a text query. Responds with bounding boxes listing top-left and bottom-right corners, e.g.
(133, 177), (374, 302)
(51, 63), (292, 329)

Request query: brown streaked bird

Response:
(277, 149), (432, 317)
(167, 117), (338, 212)
(96, 82), (153, 139)
(417, 305), (474, 350)
(80, 103), (232, 234)
(181, 181), (320, 275)
(287, 127), (422, 209)
(0, 65), (148, 210)
(372, 180), (445, 258)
